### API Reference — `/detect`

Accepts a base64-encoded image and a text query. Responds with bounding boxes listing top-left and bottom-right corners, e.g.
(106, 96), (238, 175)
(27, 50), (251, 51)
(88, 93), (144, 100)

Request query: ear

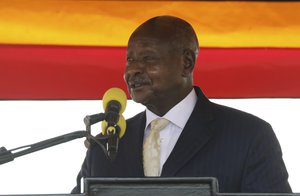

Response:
(181, 49), (195, 77)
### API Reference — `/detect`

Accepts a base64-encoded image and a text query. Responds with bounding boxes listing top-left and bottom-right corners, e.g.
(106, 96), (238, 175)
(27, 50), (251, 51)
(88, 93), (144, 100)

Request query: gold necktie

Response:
(143, 118), (169, 176)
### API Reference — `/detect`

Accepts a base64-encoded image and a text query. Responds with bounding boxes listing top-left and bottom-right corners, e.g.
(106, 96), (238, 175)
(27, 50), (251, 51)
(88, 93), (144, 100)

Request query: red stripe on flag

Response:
(196, 48), (300, 98)
(0, 45), (299, 99)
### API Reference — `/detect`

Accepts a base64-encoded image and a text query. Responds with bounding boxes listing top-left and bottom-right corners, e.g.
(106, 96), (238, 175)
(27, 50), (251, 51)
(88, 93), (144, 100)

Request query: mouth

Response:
(127, 78), (150, 91)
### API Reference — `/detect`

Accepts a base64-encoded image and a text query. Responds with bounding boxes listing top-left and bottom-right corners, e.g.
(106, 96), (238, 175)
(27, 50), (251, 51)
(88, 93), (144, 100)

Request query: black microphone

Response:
(101, 88), (127, 160)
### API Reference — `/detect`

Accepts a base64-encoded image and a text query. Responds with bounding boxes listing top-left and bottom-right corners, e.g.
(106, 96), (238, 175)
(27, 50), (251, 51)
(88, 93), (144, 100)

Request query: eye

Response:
(143, 56), (157, 63)
(126, 57), (134, 64)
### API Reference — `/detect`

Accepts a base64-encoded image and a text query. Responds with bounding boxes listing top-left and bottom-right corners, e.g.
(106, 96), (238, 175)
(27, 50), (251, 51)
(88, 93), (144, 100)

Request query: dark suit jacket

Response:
(72, 87), (292, 193)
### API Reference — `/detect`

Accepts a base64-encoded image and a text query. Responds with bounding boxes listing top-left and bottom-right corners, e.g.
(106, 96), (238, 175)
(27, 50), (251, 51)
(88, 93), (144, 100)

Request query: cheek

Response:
(149, 72), (174, 91)
(146, 60), (182, 88)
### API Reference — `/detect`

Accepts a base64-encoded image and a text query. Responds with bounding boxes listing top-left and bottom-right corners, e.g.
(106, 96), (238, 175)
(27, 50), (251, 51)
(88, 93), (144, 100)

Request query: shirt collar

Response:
(145, 88), (197, 129)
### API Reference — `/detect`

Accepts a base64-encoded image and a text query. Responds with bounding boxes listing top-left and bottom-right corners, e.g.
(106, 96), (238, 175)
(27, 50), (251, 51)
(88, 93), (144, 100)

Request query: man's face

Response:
(124, 36), (184, 108)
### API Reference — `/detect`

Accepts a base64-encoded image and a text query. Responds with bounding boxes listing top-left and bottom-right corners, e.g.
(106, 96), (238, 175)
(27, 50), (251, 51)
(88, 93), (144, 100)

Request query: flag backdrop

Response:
(0, 0), (300, 99)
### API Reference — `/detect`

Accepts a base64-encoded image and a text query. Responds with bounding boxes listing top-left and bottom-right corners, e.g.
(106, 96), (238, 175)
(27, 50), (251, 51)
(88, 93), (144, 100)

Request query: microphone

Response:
(84, 88), (126, 126)
(101, 88), (127, 160)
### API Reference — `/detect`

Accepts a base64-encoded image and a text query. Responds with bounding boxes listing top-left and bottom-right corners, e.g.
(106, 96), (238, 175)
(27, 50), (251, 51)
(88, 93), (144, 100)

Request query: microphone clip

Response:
(105, 124), (121, 161)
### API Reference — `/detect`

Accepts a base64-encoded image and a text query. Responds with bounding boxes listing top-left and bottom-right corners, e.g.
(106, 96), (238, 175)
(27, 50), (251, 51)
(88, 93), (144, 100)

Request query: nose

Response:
(124, 60), (144, 82)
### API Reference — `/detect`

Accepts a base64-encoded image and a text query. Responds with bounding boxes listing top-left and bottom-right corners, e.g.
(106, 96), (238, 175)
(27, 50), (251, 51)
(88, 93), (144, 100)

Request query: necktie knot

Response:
(150, 118), (169, 132)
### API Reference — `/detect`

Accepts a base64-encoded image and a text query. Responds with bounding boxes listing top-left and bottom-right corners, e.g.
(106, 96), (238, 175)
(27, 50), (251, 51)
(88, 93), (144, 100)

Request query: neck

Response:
(146, 86), (193, 116)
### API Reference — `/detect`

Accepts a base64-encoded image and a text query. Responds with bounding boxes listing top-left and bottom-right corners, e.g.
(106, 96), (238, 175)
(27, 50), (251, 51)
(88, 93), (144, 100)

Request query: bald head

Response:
(125, 16), (199, 115)
(129, 15), (199, 60)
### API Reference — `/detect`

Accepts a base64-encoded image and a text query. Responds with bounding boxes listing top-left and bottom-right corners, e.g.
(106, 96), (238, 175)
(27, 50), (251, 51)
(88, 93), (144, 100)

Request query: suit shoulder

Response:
(211, 101), (270, 125)
(207, 102), (279, 155)
(208, 101), (273, 137)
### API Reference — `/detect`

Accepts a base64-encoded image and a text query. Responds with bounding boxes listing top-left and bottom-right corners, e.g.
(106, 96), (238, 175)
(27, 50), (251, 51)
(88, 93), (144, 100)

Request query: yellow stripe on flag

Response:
(0, 0), (300, 47)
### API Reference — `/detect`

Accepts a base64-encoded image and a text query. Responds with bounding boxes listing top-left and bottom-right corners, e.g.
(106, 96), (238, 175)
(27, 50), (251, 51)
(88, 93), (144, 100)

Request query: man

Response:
(72, 15), (291, 193)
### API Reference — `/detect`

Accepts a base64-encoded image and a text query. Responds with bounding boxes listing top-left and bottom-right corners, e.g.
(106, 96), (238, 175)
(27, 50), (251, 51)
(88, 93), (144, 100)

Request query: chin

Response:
(132, 96), (145, 104)
(131, 94), (149, 106)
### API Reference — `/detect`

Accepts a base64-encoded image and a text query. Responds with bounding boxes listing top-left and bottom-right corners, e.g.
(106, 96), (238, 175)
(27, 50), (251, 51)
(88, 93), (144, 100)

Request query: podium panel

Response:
(85, 177), (219, 196)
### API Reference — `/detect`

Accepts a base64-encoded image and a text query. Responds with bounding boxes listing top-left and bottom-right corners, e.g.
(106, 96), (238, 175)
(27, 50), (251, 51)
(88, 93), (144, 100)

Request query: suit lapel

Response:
(123, 111), (146, 176)
(161, 87), (216, 176)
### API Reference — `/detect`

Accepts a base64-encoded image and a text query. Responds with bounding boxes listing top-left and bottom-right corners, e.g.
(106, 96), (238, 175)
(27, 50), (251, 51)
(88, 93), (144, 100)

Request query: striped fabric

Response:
(0, 0), (300, 99)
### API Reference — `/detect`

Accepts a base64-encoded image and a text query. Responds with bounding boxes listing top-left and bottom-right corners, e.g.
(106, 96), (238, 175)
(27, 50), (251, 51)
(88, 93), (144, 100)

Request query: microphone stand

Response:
(84, 112), (106, 139)
(0, 112), (107, 165)
(0, 130), (87, 165)
(83, 113), (112, 160)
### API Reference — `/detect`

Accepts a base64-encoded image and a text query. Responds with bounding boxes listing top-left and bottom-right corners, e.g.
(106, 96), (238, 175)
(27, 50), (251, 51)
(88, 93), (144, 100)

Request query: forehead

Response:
(128, 36), (159, 46)
(127, 36), (172, 54)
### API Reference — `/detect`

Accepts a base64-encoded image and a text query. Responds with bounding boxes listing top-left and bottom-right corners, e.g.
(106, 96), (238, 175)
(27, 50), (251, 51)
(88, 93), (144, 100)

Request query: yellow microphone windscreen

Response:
(102, 87), (127, 114)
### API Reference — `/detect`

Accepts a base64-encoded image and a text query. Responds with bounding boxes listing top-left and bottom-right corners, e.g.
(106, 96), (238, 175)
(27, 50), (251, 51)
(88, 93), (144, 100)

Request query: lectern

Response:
(84, 177), (219, 196)
(1, 177), (299, 196)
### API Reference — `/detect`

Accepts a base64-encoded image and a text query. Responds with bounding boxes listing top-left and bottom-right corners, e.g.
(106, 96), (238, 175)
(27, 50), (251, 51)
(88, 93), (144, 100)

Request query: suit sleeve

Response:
(241, 123), (292, 193)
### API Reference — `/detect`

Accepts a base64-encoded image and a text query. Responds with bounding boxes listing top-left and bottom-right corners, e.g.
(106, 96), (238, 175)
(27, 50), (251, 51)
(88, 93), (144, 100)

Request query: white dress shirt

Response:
(144, 89), (197, 175)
